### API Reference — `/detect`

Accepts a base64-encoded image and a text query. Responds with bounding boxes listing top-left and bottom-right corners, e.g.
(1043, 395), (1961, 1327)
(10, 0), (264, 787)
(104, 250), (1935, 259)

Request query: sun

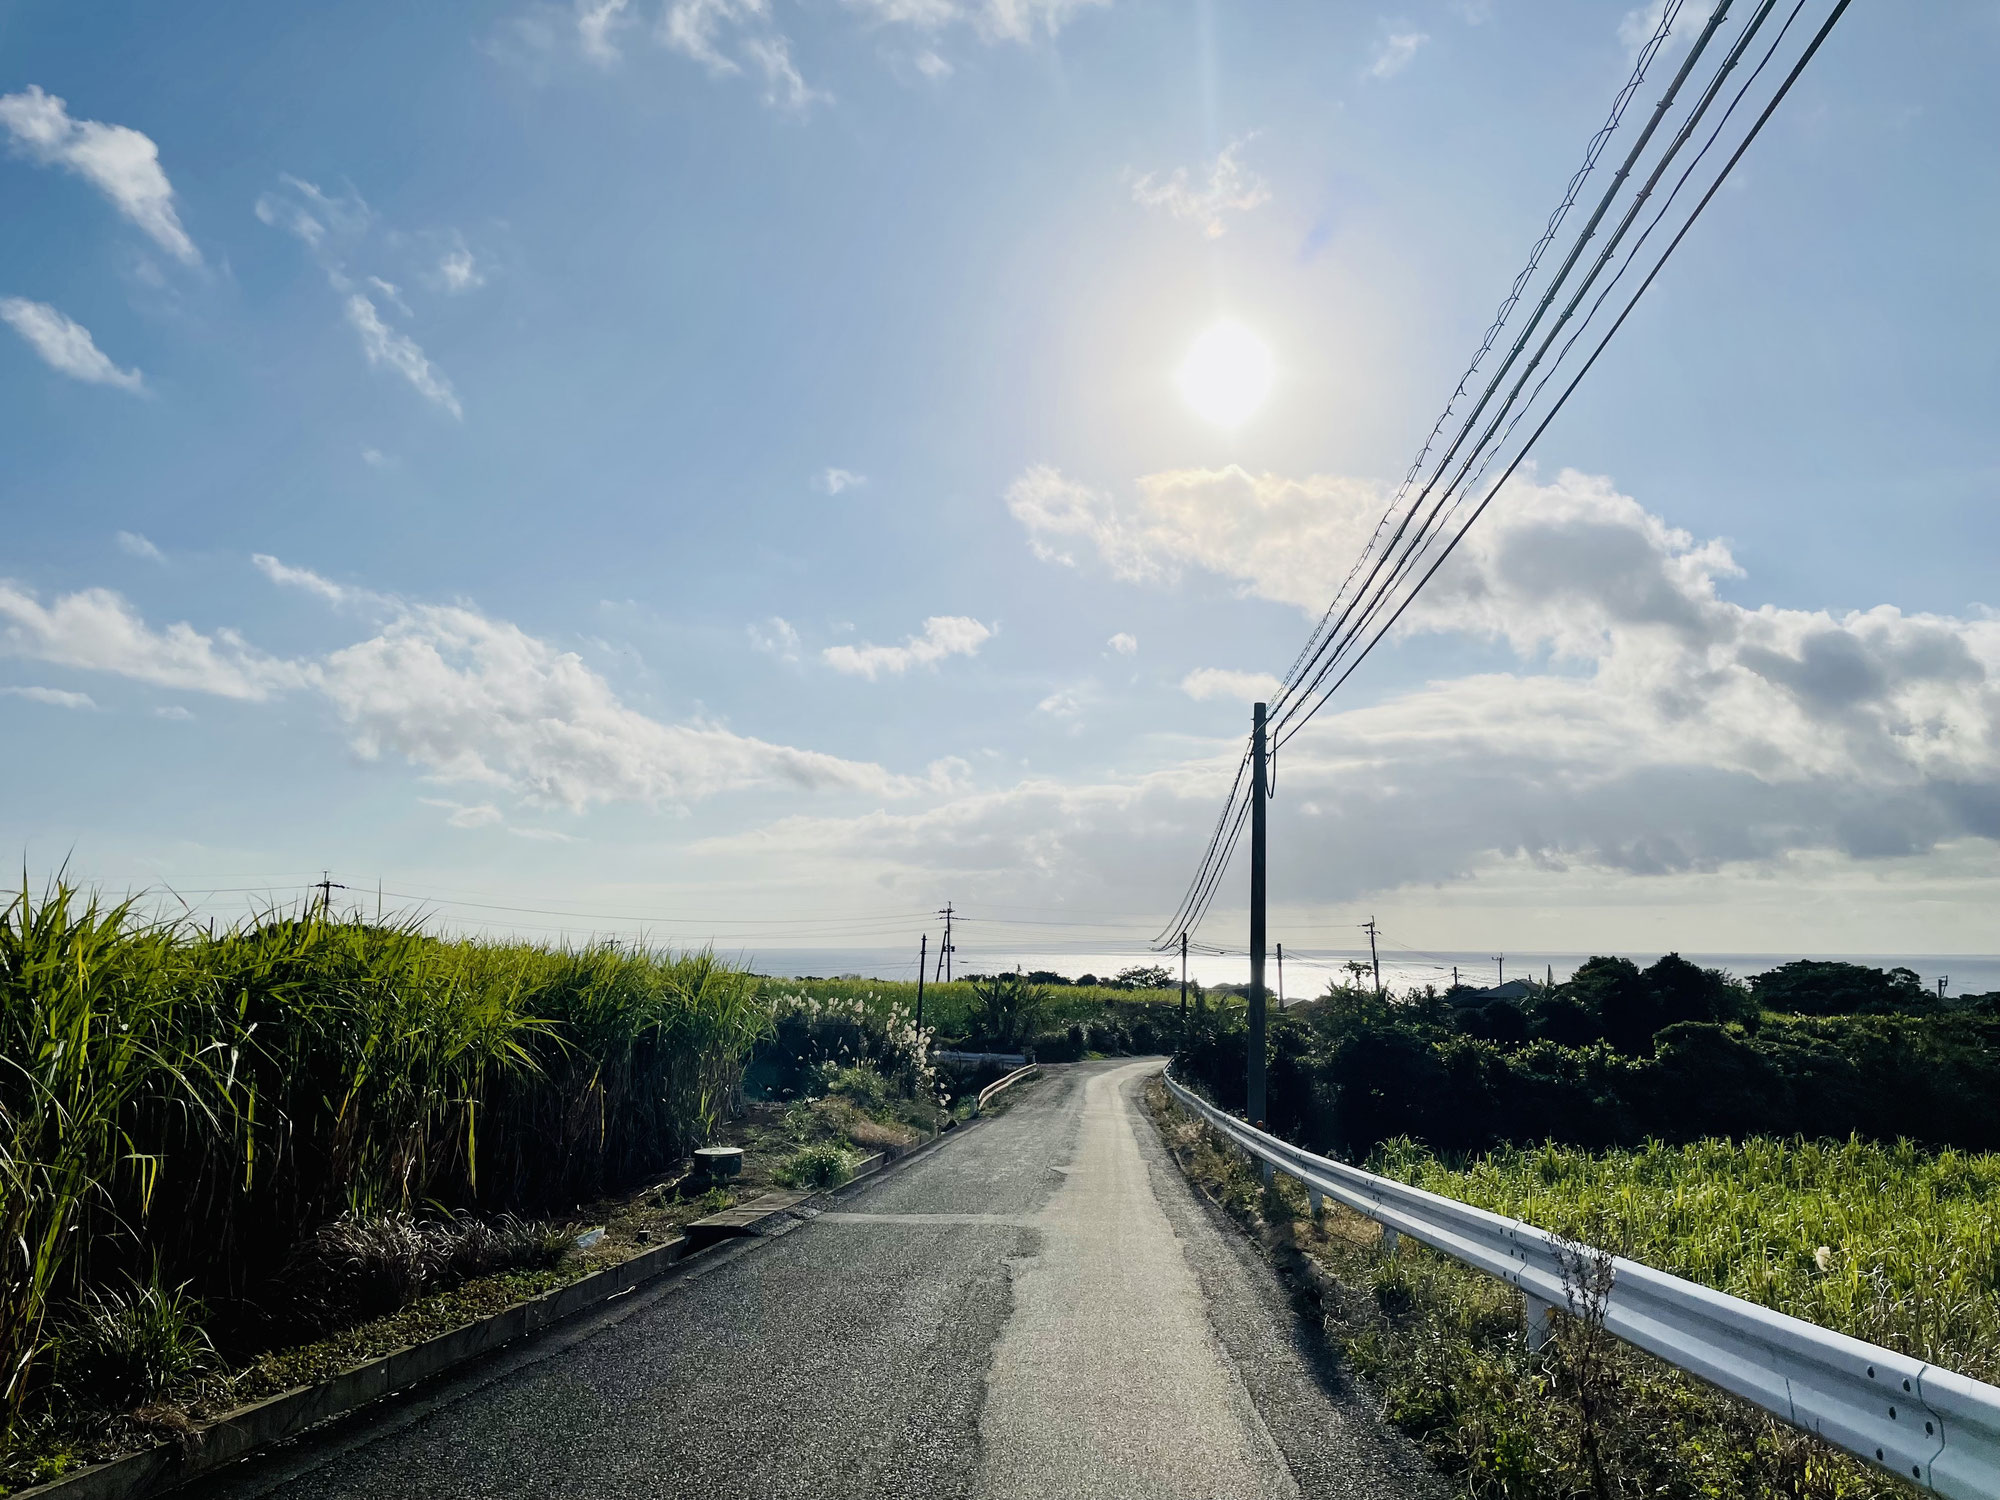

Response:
(1176, 319), (1275, 429)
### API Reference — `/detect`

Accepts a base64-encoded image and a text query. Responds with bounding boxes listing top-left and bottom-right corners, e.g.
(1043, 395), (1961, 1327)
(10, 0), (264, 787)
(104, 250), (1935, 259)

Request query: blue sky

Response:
(3, 0), (1997, 962)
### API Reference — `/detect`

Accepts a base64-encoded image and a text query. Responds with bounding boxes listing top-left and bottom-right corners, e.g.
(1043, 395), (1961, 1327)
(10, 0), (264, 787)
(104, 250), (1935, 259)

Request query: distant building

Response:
(1448, 979), (1534, 1007)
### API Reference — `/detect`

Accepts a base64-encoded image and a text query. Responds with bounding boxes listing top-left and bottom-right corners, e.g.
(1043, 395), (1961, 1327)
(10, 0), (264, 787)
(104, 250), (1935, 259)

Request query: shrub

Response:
(775, 1143), (856, 1190)
(272, 1212), (569, 1331)
(52, 1276), (215, 1412)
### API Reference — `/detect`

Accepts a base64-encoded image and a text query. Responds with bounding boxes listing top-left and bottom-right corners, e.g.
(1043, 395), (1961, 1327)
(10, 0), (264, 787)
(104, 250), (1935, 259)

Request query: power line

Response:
(1154, 0), (1851, 946)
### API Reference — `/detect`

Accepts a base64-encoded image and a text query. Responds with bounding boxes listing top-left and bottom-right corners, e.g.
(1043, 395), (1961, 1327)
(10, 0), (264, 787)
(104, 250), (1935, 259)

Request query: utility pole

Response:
(1248, 702), (1268, 1125)
(1494, 954), (1505, 988)
(1179, 930), (1189, 1024)
(916, 934), (927, 1033)
(1939, 976), (1949, 1000)
(313, 870), (346, 919)
(1452, 964), (1458, 989)
(935, 904), (954, 983)
(1276, 942), (1285, 1010)
(1364, 918), (1381, 996)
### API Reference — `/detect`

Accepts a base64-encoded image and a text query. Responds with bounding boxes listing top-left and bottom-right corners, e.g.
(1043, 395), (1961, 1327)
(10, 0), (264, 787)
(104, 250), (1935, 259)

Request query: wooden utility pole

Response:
(1364, 917), (1381, 996)
(916, 934), (928, 1033)
(1248, 702), (1268, 1126)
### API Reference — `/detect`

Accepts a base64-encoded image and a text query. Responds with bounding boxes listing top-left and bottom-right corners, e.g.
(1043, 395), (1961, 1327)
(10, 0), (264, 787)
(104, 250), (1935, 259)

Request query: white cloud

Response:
(116, 531), (165, 562)
(436, 242), (486, 293)
(253, 174), (370, 249)
(154, 704), (193, 720)
(748, 616), (802, 661)
(252, 553), (366, 607)
(1367, 31), (1428, 79)
(1003, 459), (2000, 903)
(9, 577), (916, 813)
(343, 293), (463, 417)
(361, 448), (391, 468)
(815, 467), (867, 494)
(1181, 667), (1281, 703)
(321, 605), (908, 808)
(0, 299), (144, 391)
(576, 0), (635, 61)
(0, 86), (198, 264)
(746, 36), (829, 109)
(844, 0), (1110, 43)
(1, 685), (96, 710)
(1129, 138), (1270, 239)
(1108, 632), (1138, 655)
(660, 0), (767, 72)
(914, 49), (954, 78)
(0, 582), (307, 700)
(1619, 0), (1715, 58)
(823, 615), (993, 679)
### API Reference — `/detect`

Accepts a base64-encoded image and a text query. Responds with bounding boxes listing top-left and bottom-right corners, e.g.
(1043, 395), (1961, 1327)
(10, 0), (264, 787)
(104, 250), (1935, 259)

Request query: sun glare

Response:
(1177, 319), (1275, 429)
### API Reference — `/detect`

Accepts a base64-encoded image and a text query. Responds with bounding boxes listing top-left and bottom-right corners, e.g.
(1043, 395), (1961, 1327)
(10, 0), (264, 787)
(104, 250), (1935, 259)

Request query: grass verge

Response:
(1143, 1077), (1912, 1500)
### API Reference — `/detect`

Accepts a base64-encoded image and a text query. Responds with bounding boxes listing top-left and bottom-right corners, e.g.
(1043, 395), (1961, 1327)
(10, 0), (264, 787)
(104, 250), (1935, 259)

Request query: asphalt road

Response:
(201, 1059), (1443, 1500)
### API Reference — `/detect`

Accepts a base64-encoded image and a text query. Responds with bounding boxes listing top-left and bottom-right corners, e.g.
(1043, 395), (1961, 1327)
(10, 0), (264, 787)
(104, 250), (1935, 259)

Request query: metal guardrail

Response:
(1162, 1068), (2000, 1498)
(974, 1063), (1038, 1115)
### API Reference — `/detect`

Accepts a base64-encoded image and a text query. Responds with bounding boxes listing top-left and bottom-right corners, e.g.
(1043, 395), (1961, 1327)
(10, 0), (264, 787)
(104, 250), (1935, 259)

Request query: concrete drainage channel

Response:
(20, 1117), (991, 1500)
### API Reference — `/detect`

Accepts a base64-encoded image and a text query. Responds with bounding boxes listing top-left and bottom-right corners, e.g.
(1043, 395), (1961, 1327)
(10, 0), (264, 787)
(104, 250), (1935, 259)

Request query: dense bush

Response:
(1177, 974), (2000, 1160)
(1750, 958), (1936, 1015)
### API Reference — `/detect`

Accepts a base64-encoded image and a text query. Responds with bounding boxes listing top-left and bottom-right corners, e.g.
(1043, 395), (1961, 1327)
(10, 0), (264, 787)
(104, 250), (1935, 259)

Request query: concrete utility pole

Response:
(916, 934), (927, 1032)
(1179, 931), (1189, 1023)
(1276, 942), (1285, 1010)
(313, 871), (346, 919)
(1248, 702), (1268, 1126)
(1364, 918), (1381, 996)
(935, 904), (955, 983)
(1494, 954), (1505, 988)
(1939, 976), (1949, 1000)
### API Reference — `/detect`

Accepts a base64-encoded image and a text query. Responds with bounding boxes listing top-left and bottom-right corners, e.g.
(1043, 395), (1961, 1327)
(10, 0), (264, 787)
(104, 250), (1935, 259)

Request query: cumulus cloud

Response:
(1108, 632), (1138, 655)
(1181, 667), (1280, 703)
(1129, 138), (1270, 239)
(321, 606), (908, 808)
(823, 615), (993, 679)
(997, 460), (2000, 909)
(1367, 31), (1427, 79)
(0, 299), (144, 391)
(1619, 0), (1715, 58)
(0, 575), (916, 810)
(815, 467), (867, 495)
(1, 685), (97, 710)
(116, 531), (164, 562)
(0, 582), (307, 700)
(435, 241), (486, 293)
(0, 86), (199, 263)
(343, 293), (462, 417)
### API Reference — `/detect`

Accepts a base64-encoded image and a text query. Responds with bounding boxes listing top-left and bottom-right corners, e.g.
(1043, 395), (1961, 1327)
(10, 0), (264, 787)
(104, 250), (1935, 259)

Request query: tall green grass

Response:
(0, 879), (767, 1448)
(1373, 1135), (2000, 1383)
(754, 975), (1184, 1040)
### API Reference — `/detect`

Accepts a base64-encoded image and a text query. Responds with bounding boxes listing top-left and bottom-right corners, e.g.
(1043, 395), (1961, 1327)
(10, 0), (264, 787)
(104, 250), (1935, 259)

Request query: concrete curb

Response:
(17, 1138), (927, 1500)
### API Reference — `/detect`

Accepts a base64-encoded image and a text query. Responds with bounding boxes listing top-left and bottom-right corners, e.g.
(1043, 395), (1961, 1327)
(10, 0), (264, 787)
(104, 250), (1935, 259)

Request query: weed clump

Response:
(775, 1143), (857, 1190)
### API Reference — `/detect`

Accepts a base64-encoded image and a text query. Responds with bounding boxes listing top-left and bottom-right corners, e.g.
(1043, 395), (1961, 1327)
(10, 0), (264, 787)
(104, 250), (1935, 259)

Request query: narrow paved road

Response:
(203, 1060), (1442, 1500)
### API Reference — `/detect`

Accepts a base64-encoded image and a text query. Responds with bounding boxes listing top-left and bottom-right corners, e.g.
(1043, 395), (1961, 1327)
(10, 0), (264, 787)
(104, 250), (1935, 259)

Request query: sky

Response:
(2, 0), (1997, 965)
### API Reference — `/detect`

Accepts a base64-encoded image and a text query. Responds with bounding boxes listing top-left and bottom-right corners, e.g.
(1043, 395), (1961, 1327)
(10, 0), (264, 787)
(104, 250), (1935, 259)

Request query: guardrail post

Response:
(1259, 1159), (1275, 1188)
(1308, 1186), (1324, 1218)
(1523, 1293), (1554, 1352)
(1381, 1225), (1400, 1257)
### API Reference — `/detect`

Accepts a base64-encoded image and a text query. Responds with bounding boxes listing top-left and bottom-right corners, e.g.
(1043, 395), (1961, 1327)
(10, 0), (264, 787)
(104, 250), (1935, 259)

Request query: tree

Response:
(1750, 960), (1935, 1016)
(1115, 964), (1174, 991)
